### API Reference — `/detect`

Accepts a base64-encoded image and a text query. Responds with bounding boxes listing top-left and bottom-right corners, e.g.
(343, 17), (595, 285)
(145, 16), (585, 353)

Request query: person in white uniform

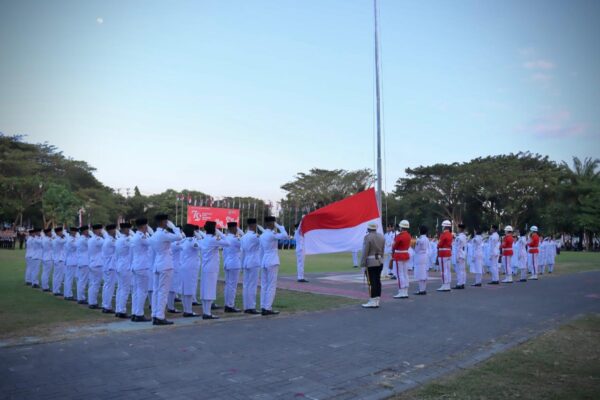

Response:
(149, 213), (181, 325)
(429, 238), (438, 271)
(179, 224), (201, 317)
(546, 237), (557, 273)
(487, 225), (500, 285)
(24, 229), (35, 285)
(223, 221), (243, 312)
(130, 218), (152, 322)
(114, 222), (133, 318)
(470, 227), (484, 286)
(51, 227), (67, 296)
(76, 225), (90, 304)
(63, 227), (79, 301)
(453, 223), (467, 289)
(259, 216), (288, 315)
(294, 223), (308, 282)
(413, 225), (430, 295)
(241, 218), (262, 314)
(539, 237), (548, 274)
(166, 230), (184, 314)
(101, 224), (118, 313)
(199, 220), (229, 319)
(383, 225), (395, 279)
(30, 229), (43, 288)
(517, 229), (528, 282)
(87, 224), (105, 309)
(40, 228), (53, 292)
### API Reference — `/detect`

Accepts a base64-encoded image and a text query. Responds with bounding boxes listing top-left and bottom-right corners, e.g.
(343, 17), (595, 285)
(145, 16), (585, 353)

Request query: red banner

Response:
(187, 206), (240, 228)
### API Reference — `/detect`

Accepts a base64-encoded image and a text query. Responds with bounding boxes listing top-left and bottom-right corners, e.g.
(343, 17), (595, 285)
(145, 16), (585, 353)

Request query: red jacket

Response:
(502, 235), (514, 256)
(438, 231), (453, 257)
(528, 233), (539, 254)
(392, 231), (411, 261)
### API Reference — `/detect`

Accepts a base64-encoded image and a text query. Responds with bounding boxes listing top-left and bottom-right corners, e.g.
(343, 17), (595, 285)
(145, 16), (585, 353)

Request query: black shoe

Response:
(224, 306), (241, 313)
(88, 304), (100, 310)
(174, 298), (182, 303)
(471, 283), (482, 287)
(152, 318), (174, 326)
(261, 309), (280, 316)
(389, 275), (397, 280)
(42, 289), (51, 292)
(519, 279), (527, 282)
(115, 312), (129, 319)
(211, 303), (222, 310)
(353, 265), (359, 268)
(202, 314), (219, 320)
(192, 302), (200, 306)
(414, 291), (427, 295)
(64, 296), (73, 301)
(101, 308), (114, 314)
(77, 300), (88, 305)
(488, 281), (500, 285)
(131, 315), (151, 322)
(25, 282), (32, 286)
(244, 309), (260, 315)
(167, 308), (182, 314)
(297, 279), (309, 283)
(53, 292), (63, 296)
(453, 285), (465, 290)
(183, 312), (200, 318)
(32, 284), (40, 288)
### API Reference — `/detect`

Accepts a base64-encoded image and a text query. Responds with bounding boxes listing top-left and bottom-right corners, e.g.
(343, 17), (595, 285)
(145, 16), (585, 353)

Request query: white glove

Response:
(257, 225), (265, 233)
(166, 220), (176, 230)
(147, 225), (154, 235)
(237, 227), (244, 236)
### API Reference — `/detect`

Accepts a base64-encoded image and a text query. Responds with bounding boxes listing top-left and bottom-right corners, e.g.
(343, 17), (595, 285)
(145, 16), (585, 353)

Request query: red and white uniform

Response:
(437, 230), (453, 285)
(528, 233), (540, 274)
(501, 235), (513, 274)
(392, 231), (411, 289)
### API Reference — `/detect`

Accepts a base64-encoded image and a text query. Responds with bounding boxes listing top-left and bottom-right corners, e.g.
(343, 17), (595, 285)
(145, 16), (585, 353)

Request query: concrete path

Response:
(1, 271), (599, 400)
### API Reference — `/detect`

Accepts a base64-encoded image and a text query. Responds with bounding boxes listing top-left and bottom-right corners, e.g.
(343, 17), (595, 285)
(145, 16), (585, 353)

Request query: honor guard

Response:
(360, 222), (385, 308)
(76, 226), (90, 304)
(87, 224), (105, 309)
(487, 225), (500, 285)
(179, 224), (201, 317)
(199, 221), (229, 319)
(241, 218), (261, 314)
(40, 228), (53, 292)
(223, 222), (243, 313)
(436, 220), (453, 292)
(501, 226), (514, 283)
(259, 216), (288, 315)
(114, 223), (133, 318)
(453, 224), (467, 289)
(413, 225), (430, 295)
(528, 226), (540, 280)
(101, 224), (118, 313)
(392, 220), (411, 299)
(63, 227), (79, 300)
(130, 218), (152, 322)
(51, 227), (67, 296)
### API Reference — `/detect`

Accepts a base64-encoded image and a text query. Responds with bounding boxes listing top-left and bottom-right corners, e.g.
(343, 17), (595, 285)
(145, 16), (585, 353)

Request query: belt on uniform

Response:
(529, 246), (538, 249)
(394, 250), (409, 253)
(367, 255), (380, 259)
(438, 248), (451, 251)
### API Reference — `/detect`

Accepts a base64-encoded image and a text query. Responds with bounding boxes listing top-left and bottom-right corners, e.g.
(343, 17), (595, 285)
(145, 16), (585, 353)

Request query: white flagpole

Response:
(374, 0), (383, 213)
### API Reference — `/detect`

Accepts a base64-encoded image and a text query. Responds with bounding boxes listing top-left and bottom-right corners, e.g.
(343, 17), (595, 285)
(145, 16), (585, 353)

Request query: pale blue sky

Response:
(1, 0), (599, 202)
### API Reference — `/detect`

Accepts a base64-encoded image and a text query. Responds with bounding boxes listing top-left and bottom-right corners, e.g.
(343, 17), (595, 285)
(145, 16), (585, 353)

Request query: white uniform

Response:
(41, 234), (53, 290)
(223, 233), (242, 308)
(51, 233), (67, 294)
(429, 240), (438, 271)
(115, 232), (133, 314)
(167, 240), (183, 311)
(545, 239), (557, 273)
(241, 230), (261, 311)
(87, 233), (105, 306)
(414, 234), (429, 292)
(470, 234), (484, 284)
(200, 233), (229, 316)
(30, 235), (42, 286)
(130, 231), (152, 317)
(383, 231), (395, 277)
(488, 232), (500, 282)
(179, 237), (201, 314)
(259, 224), (288, 311)
(454, 232), (467, 286)
(539, 240), (547, 274)
(24, 235), (33, 284)
(101, 234), (118, 310)
(76, 234), (90, 301)
(150, 227), (181, 320)
(518, 236), (528, 280)
(294, 230), (305, 280)
(64, 234), (78, 298)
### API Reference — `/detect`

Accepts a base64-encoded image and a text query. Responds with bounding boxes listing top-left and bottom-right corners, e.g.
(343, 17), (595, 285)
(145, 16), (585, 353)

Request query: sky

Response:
(1, 0), (599, 202)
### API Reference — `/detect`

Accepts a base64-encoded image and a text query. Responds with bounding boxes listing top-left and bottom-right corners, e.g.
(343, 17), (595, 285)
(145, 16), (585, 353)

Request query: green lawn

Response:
(0, 249), (355, 338)
(392, 314), (600, 400)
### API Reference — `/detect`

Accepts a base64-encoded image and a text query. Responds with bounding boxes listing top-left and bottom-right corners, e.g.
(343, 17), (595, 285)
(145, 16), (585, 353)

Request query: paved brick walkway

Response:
(1, 271), (599, 400)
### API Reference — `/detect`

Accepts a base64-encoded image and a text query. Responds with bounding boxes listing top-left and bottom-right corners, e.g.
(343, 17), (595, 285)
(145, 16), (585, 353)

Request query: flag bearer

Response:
(360, 222), (385, 308)
(392, 220), (411, 299)
(179, 224), (201, 317)
(101, 224), (118, 313)
(413, 225), (430, 295)
(528, 226), (540, 280)
(436, 220), (453, 292)
(63, 227), (79, 301)
(51, 227), (67, 296)
(115, 222), (133, 318)
(223, 221), (243, 313)
(470, 227), (484, 286)
(501, 226), (514, 283)
(76, 226), (90, 304)
(453, 223), (467, 289)
(130, 218), (152, 322)
(487, 225), (500, 285)
(259, 216), (289, 315)
(241, 218), (261, 314)
(40, 228), (53, 292)
(87, 224), (105, 309)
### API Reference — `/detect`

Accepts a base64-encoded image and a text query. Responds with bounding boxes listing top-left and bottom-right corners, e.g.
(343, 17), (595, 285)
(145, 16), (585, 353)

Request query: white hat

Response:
(399, 219), (410, 229)
(530, 225), (538, 232)
(441, 220), (452, 228)
(367, 222), (378, 230)
(504, 225), (513, 232)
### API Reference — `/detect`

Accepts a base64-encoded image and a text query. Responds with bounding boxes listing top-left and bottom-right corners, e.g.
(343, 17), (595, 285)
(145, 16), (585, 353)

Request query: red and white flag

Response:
(300, 188), (381, 255)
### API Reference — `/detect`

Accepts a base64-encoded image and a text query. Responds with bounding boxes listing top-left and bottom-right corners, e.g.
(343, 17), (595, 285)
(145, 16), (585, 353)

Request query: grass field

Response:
(0, 249), (356, 338)
(392, 314), (600, 400)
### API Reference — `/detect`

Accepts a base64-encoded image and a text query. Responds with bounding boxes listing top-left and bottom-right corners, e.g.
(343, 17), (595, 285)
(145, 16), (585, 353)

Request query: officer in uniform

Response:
(241, 218), (261, 314)
(76, 226), (90, 304)
(436, 220), (453, 292)
(24, 229), (34, 285)
(179, 224), (201, 317)
(87, 224), (105, 309)
(294, 223), (308, 282)
(199, 221), (229, 319)
(360, 222), (385, 308)
(115, 222), (133, 318)
(528, 225), (540, 280)
(40, 228), (53, 292)
(501, 226), (514, 283)
(63, 227), (79, 301)
(259, 216), (288, 315)
(392, 220), (411, 299)
(223, 221), (243, 313)
(470, 227), (484, 286)
(130, 218), (152, 322)
(51, 227), (67, 296)
(487, 225), (500, 285)
(453, 223), (467, 289)
(383, 224), (396, 279)
(101, 224), (118, 313)
(413, 225), (430, 295)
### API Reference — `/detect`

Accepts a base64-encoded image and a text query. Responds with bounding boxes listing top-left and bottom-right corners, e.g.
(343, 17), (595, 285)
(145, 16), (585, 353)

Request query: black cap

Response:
(69, 227), (79, 232)
(92, 224), (103, 230)
(183, 224), (196, 238)
(43, 228), (52, 234)
(227, 222), (238, 228)
(135, 218), (148, 226)
(205, 221), (216, 229)
(419, 225), (429, 235)
(79, 226), (89, 232)
(265, 216), (276, 223)
(54, 227), (64, 233)
(28, 229), (34, 233)
(105, 224), (117, 231)
(246, 218), (257, 225)
(154, 213), (168, 222)
(120, 222), (132, 229)
(458, 223), (465, 229)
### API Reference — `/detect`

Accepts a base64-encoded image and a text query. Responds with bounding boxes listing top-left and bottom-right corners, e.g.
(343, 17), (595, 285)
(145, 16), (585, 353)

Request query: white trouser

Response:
(87, 266), (103, 306)
(224, 268), (241, 308)
(393, 260), (409, 289)
(25, 257), (32, 283)
(41, 260), (53, 289)
(64, 265), (77, 297)
(439, 257), (451, 285)
(115, 269), (132, 313)
(182, 295), (193, 314)
(131, 269), (149, 316)
(76, 266), (89, 301)
(101, 269), (117, 310)
(52, 261), (65, 294)
(548, 262), (554, 273)
(296, 250), (305, 280)
(243, 268), (260, 310)
(455, 258), (466, 285)
(502, 255), (512, 275)
(152, 269), (174, 320)
(352, 251), (359, 267)
(382, 254), (392, 276)
(474, 273), (482, 284)
(260, 265), (279, 311)
(490, 254), (499, 281)
(31, 259), (41, 285)
(528, 253), (538, 275)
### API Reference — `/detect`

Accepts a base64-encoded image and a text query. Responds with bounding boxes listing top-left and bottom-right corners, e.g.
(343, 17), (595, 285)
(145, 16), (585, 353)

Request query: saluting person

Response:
(179, 224), (201, 317)
(114, 222), (133, 318)
(76, 226), (90, 304)
(87, 224), (105, 309)
(130, 218), (152, 322)
(223, 221), (243, 313)
(199, 221), (229, 319)
(40, 228), (53, 292)
(101, 224), (118, 313)
(436, 220), (453, 292)
(63, 227), (79, 301)
(24, 229), (34, 285)
(259, 216), (288, 315)
(392, 220), (411, 299)
(51, 227), (67, 296)
(241, 218), (261, 314)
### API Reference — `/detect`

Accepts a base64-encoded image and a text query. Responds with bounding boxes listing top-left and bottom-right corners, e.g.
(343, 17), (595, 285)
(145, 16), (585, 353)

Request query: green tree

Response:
(42, 184), (80, 227)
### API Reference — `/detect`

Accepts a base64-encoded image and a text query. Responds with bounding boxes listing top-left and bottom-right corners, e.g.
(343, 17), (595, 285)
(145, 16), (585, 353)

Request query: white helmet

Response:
(504, 225), (513, 232)
(399, 219), (410, 229)
(530, 225), (538, 232)
(441, 220), (452, 228)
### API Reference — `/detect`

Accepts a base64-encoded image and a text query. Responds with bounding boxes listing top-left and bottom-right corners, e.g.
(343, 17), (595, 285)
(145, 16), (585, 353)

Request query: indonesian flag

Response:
(300, 188), (381, 255)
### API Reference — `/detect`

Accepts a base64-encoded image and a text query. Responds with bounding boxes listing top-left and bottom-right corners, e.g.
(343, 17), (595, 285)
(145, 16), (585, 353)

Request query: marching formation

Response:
(23, 214), (289, 325)
(360, 219), (559, 308)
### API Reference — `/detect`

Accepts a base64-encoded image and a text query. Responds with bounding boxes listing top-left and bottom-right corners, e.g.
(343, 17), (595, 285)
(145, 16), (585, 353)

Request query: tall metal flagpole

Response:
(374, 0), (383, 213)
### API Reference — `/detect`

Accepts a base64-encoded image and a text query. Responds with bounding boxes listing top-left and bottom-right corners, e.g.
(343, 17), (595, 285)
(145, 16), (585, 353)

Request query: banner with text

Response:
(187, 206), (240, 228)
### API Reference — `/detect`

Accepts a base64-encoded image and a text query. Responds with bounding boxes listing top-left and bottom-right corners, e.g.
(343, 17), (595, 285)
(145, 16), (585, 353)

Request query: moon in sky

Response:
(96, 17), (104, 24)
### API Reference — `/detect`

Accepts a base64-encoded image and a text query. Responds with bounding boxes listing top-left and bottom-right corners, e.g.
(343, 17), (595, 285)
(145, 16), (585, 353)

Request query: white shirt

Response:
(171, 240), (183, 271)
(65, 235), (78, 267)
(259, 225), (288, 268)
(150, 227), (181, 273)
(102, 235), (118, 271)
(472, 235), (483, 258)
(41, 235), (52, 262)
(456, 232), (467, 261)
(200, 234), (229, 273)
(25, 236), (33, 258)
(384, 231), (395, 254)
(489, 232), (500, 256)
(131, 231), (152, 271)
(76, 235), (89, 266)
(115, 233), (133, 273)
(180, 237), (201, 270)
(52, 234), (67, 263)
(88, 233), (105, 268)
(223, 233), (242, 270)
(241, 231), (261, 269)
